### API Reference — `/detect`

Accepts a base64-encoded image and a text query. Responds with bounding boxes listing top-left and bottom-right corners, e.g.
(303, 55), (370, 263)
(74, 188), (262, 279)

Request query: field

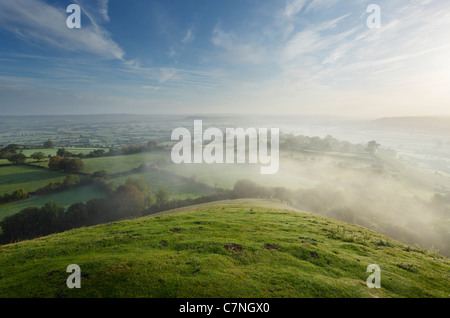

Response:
(0, 185), (108, 222)
(108, 169), (216, 200)
(82, 150), (171, 174)
(0, 165), (68, 195)
(0, 115), (179, 147)
(21, 150), (171, 172)
(0, 201), (448, 298)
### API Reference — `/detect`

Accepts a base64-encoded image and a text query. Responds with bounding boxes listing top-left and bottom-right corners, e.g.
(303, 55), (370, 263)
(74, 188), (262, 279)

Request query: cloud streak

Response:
(0, 0), (123, 60)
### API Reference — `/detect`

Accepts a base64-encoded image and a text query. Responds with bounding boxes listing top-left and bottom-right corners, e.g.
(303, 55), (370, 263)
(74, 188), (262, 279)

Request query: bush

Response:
(63, 175), (80, 187)
(0, 188), (30, 204)
(92, 170), (108, 179)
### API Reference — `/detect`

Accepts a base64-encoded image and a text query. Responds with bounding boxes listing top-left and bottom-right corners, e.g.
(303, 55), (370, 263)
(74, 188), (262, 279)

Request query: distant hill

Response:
(370, 117), (450, 132)
(0, 199), (448, 298)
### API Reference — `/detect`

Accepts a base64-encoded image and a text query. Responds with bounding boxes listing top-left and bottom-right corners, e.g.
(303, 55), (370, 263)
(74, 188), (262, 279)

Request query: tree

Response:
(144, 193), (155, 209)
(103, 184), (145, 221)
(126, 178), (150, 193)
(0, 188), (30, 203)
(57, 148), (67, 157)
(58, 157), (71, 171)
(156, 188), (169, 206)
(11, 188), (31, 200)
(232, 179), (271, 198)
(38, 202), (65, 235)
(31, 152), (47, 162)
(63, 175), (80, 187)
(41, 182), (63, 193)
(64, 202), (89, 229)
(7, 153), (26, 164)
(0, 144), (19, 159)
(92, 170), (108, 179)
(48, 156), (84, 172)
(4, 144), (19, 152)
(85, 198), (106, 219)
(65, 158), (84, 173)
(0, 207), (41, 242)
(0, 202), (64, 242)
(48, 156), (63, 170)
(43, 140), (54, 148)
(90, 149), (105, 157)
(366, 140), (380, 154)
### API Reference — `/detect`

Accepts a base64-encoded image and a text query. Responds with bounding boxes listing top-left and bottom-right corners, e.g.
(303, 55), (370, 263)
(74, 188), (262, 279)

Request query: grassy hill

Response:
(0, 199), (448, 298)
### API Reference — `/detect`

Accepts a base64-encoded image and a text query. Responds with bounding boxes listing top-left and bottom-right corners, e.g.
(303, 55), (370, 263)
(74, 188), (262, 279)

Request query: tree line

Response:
(0, 177), (385, 245)
(0, 177), (293, 244)
(1, 177), (276, 243)
(280, 133), (380, 154)
(0, 140), (163, 165)
(48, 140), (162, 159)
(0, 189), (31, 205)
(0, 178), (232, 244)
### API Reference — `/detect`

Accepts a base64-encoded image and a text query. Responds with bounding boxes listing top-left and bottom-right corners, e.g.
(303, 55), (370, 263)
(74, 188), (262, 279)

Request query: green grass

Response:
(82, 151), (170, 174)
(0, 200), (448, 298)
(108, 169), (216, 200)
(0, 165), (68, 195)
(0, 185), (108, 222)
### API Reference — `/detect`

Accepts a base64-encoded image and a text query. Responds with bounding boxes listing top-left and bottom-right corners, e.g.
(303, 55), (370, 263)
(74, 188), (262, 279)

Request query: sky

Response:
(0, 0), (449, 117)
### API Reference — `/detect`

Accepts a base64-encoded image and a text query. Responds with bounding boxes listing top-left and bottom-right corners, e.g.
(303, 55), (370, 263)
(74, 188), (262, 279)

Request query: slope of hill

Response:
(0, 200), (448, 298)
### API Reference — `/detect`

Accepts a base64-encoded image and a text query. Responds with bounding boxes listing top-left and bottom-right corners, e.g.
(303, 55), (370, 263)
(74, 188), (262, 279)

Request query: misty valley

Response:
(0, 114), (449, 298)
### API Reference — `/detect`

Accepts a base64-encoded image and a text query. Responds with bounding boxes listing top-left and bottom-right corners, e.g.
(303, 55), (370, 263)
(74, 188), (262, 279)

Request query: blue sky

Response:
(0, 0), (449, 116)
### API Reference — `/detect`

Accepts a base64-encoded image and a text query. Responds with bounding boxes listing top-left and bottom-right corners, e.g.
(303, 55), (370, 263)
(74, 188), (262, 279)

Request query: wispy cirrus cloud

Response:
(211, 24), (267, 64)
(168, 26), (196, 60)
(283, 0), (308, 18)
(181, 27), (195, 44)
(304, 0), (341, 13)
(73, 0), (111, 24)
(0, 0), (123, 60)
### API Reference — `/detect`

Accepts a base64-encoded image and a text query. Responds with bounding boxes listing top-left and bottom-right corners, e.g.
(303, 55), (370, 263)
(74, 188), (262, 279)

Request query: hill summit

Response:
(0, 200), (448, 298)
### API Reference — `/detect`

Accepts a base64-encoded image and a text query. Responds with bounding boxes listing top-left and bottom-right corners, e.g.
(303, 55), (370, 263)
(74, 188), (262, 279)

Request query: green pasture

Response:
(0, 165), (67, 195)
(82, 150), (171, 174)
(108, 169), (217, 200)
(0, 184), (107, 222)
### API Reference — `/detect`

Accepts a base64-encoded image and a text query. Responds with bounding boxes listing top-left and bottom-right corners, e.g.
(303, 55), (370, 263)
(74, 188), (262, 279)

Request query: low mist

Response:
(174, 138), (450, 257)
